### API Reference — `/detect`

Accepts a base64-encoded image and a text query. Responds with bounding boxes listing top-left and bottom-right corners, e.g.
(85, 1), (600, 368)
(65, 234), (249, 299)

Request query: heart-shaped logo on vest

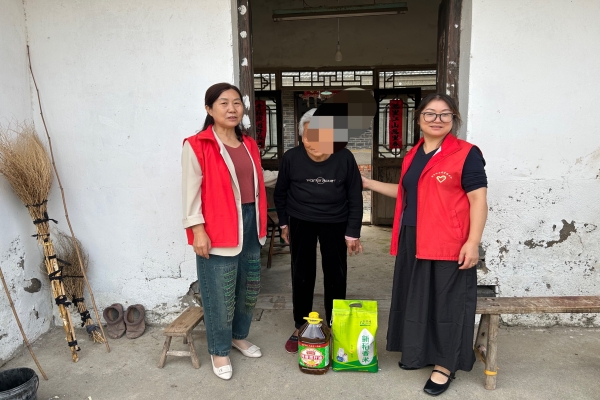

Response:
(436, 175), (447, 183)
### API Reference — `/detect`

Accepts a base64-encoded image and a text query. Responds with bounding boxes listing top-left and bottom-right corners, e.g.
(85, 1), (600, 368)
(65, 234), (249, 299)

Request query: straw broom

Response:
(0, 123), (79, 362)
(28, 45), (110, 353)
(53, 230), (105, 343)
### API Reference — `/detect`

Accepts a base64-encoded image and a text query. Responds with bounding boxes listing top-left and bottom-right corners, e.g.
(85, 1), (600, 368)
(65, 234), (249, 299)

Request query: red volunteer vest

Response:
(390, 134), (476, 260)
(184, 126), (267, 247)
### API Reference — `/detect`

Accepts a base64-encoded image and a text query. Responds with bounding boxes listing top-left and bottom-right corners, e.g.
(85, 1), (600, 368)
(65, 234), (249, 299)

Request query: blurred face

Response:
(205, 89), (243, 129)
(302, 122), (334, 157)
(419, 99), (454, 139)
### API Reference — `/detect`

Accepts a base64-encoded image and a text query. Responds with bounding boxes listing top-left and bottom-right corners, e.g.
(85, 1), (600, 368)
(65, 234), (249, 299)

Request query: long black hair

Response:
(414, 93), (462, 131)
(202, 82), (244, 142)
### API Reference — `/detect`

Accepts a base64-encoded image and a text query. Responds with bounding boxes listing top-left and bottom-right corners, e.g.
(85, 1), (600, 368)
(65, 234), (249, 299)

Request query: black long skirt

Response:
(386, 225), (477, 372)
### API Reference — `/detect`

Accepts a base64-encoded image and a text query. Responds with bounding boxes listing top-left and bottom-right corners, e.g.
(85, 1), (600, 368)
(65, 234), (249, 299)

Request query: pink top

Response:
(224, 143), (255, 204)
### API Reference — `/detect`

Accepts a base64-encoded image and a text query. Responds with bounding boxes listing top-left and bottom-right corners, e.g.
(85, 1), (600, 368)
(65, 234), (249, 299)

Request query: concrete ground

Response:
(3, 226), (600, 399)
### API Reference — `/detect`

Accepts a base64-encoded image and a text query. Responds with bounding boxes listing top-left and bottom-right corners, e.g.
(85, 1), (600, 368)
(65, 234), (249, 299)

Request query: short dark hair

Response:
(414, 93), (462, 131)
(202, 82), (244, 142)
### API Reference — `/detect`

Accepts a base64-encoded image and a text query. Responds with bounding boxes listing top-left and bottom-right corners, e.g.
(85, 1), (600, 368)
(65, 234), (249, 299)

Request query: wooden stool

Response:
(158, 306), (205, 369)
(475, 296), (600, 390)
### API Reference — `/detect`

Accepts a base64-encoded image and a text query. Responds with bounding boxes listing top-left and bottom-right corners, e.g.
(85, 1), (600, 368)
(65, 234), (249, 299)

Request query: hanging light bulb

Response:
(335, 17), (343, 62)
(335, 42), (343, 62)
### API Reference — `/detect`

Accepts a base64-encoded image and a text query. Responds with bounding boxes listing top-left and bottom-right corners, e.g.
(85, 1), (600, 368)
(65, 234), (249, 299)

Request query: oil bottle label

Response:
(298, 341), (329, 369)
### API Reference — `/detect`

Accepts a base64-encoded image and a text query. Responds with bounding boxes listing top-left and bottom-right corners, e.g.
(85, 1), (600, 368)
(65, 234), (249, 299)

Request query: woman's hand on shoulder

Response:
(458, 240), (479, 270)
(192, 224), (211, 259)
(346, 238), (363, 256)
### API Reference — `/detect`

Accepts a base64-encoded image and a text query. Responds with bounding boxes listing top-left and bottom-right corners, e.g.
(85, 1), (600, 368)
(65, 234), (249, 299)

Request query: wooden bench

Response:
(158, 306), (205, 369)
(475, 296), (600, 390)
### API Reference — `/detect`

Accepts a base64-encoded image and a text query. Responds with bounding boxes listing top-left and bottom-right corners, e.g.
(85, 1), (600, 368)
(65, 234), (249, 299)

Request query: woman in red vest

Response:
(182, 83), (267, 380)
(363, 93), (488, 396)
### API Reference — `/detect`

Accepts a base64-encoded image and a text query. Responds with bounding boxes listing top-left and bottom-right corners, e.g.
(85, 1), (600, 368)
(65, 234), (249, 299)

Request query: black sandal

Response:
(423, 369), (455, 396)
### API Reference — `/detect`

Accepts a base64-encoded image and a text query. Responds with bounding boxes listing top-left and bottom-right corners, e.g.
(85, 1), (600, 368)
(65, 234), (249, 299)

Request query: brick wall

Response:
(281, 90), (372, 151)
(346, 127), (373, 150)
(282, 91), (296, 151)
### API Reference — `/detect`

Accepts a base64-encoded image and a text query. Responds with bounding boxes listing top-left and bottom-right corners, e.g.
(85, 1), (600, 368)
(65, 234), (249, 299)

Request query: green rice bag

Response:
(331, 299), (378, 372)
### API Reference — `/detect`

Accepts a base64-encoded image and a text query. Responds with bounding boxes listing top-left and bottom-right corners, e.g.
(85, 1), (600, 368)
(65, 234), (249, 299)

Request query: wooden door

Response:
(255, 90), (283, 171)
(437, 0), (462, 101)
(371, 88), (421, 225)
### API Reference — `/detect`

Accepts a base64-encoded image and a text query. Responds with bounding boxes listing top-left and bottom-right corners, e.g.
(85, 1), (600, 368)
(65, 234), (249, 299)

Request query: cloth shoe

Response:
(124, 304), (146, 339)
(285, 333), (298, 354)
(232, 341), (262, 358)
(102, 303), (126, 339)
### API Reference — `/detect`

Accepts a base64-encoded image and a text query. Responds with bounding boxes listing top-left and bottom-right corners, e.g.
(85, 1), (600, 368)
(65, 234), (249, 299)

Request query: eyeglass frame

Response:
(420, 112), (455, 123)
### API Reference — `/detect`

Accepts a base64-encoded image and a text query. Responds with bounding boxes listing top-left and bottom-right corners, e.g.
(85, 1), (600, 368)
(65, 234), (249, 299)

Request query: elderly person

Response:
(363, 93), (488, 396)
(274, 108), (364, 354)
(182, 82), (267, 380)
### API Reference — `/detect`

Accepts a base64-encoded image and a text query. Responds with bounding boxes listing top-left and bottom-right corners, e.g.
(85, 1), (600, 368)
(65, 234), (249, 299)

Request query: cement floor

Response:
(3, 226), (600, 399)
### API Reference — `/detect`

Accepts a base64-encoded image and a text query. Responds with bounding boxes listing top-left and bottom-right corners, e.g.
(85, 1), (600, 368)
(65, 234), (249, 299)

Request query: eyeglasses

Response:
(421, 112), (454, 123)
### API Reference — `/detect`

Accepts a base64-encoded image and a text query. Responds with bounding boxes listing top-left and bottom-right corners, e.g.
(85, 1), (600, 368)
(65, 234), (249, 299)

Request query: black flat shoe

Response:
(423, 369), (455, 396)
(398, 362), (434, 370)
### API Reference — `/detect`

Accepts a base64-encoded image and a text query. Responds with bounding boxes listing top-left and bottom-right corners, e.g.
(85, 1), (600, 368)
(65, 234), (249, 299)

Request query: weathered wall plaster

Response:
(252, 0), (440, 68)
(18, 0), (238, 327)
(466, 0), (600, 326)
(0, 0), (54, 365)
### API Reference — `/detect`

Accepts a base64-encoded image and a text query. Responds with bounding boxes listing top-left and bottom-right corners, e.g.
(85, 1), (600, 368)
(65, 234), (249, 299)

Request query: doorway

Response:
(247, 0), (462, 225)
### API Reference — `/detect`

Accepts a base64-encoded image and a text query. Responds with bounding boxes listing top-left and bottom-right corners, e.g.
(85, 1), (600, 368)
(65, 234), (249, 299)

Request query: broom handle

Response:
(42, 241), (79, 362)
(27, 45), (110, 353)
(0, 267), (49, 380)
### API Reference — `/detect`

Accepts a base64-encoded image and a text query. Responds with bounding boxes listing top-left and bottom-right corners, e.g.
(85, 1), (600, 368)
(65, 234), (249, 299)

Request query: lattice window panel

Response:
(378, 70), (436, 89)
(254, 73), (277, 90)
(281, 70), (374, 88)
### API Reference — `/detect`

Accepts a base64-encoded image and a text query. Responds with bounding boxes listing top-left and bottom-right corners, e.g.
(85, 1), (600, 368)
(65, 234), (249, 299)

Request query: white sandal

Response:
(210, 355), (232, 380)
(232, 341), (262, 358)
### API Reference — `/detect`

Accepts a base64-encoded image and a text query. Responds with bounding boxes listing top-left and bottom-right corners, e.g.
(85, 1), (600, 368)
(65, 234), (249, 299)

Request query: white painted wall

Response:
(0, 0), (55, 365)
(465, 0), (600, 326)
(252, 0), (440, 68)
(11, 0), (238, 332)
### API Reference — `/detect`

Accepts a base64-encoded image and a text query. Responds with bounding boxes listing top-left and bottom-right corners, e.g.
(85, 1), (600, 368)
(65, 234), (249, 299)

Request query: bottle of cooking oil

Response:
(298, 311), (330, 375)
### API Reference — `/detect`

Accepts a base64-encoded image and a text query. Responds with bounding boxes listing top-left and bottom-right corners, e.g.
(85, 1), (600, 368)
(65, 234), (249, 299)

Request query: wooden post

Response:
(157, 336), (172, 368)
(474, 313), (490, 360)
(0, 267), (48, 380)
(187, 332), (200, 369)
(237, 0), (256, 138)
(436, 0), (462, 103)
(484, 314), (499, 390)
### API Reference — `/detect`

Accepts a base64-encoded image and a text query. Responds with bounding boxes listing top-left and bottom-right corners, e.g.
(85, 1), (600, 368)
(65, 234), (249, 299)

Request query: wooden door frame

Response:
(437, 0), (462, 103)
(255, 90), (284, 170)
(237, 0), (256, 138)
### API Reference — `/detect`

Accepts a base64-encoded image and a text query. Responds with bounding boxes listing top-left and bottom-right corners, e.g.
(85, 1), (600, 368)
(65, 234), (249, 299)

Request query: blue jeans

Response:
(196, 203), (261, 356)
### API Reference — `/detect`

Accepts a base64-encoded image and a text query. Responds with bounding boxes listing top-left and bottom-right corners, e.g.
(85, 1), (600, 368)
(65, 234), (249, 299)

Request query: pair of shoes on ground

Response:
(102, 303), (145, 339)
(211, 341), (262, 380)
(399, 362), (455, 396)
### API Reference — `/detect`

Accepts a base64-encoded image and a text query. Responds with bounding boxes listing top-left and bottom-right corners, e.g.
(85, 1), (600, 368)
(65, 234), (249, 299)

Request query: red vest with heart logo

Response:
(390, 134), (476, 260)
(184, 126), (267, 247)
